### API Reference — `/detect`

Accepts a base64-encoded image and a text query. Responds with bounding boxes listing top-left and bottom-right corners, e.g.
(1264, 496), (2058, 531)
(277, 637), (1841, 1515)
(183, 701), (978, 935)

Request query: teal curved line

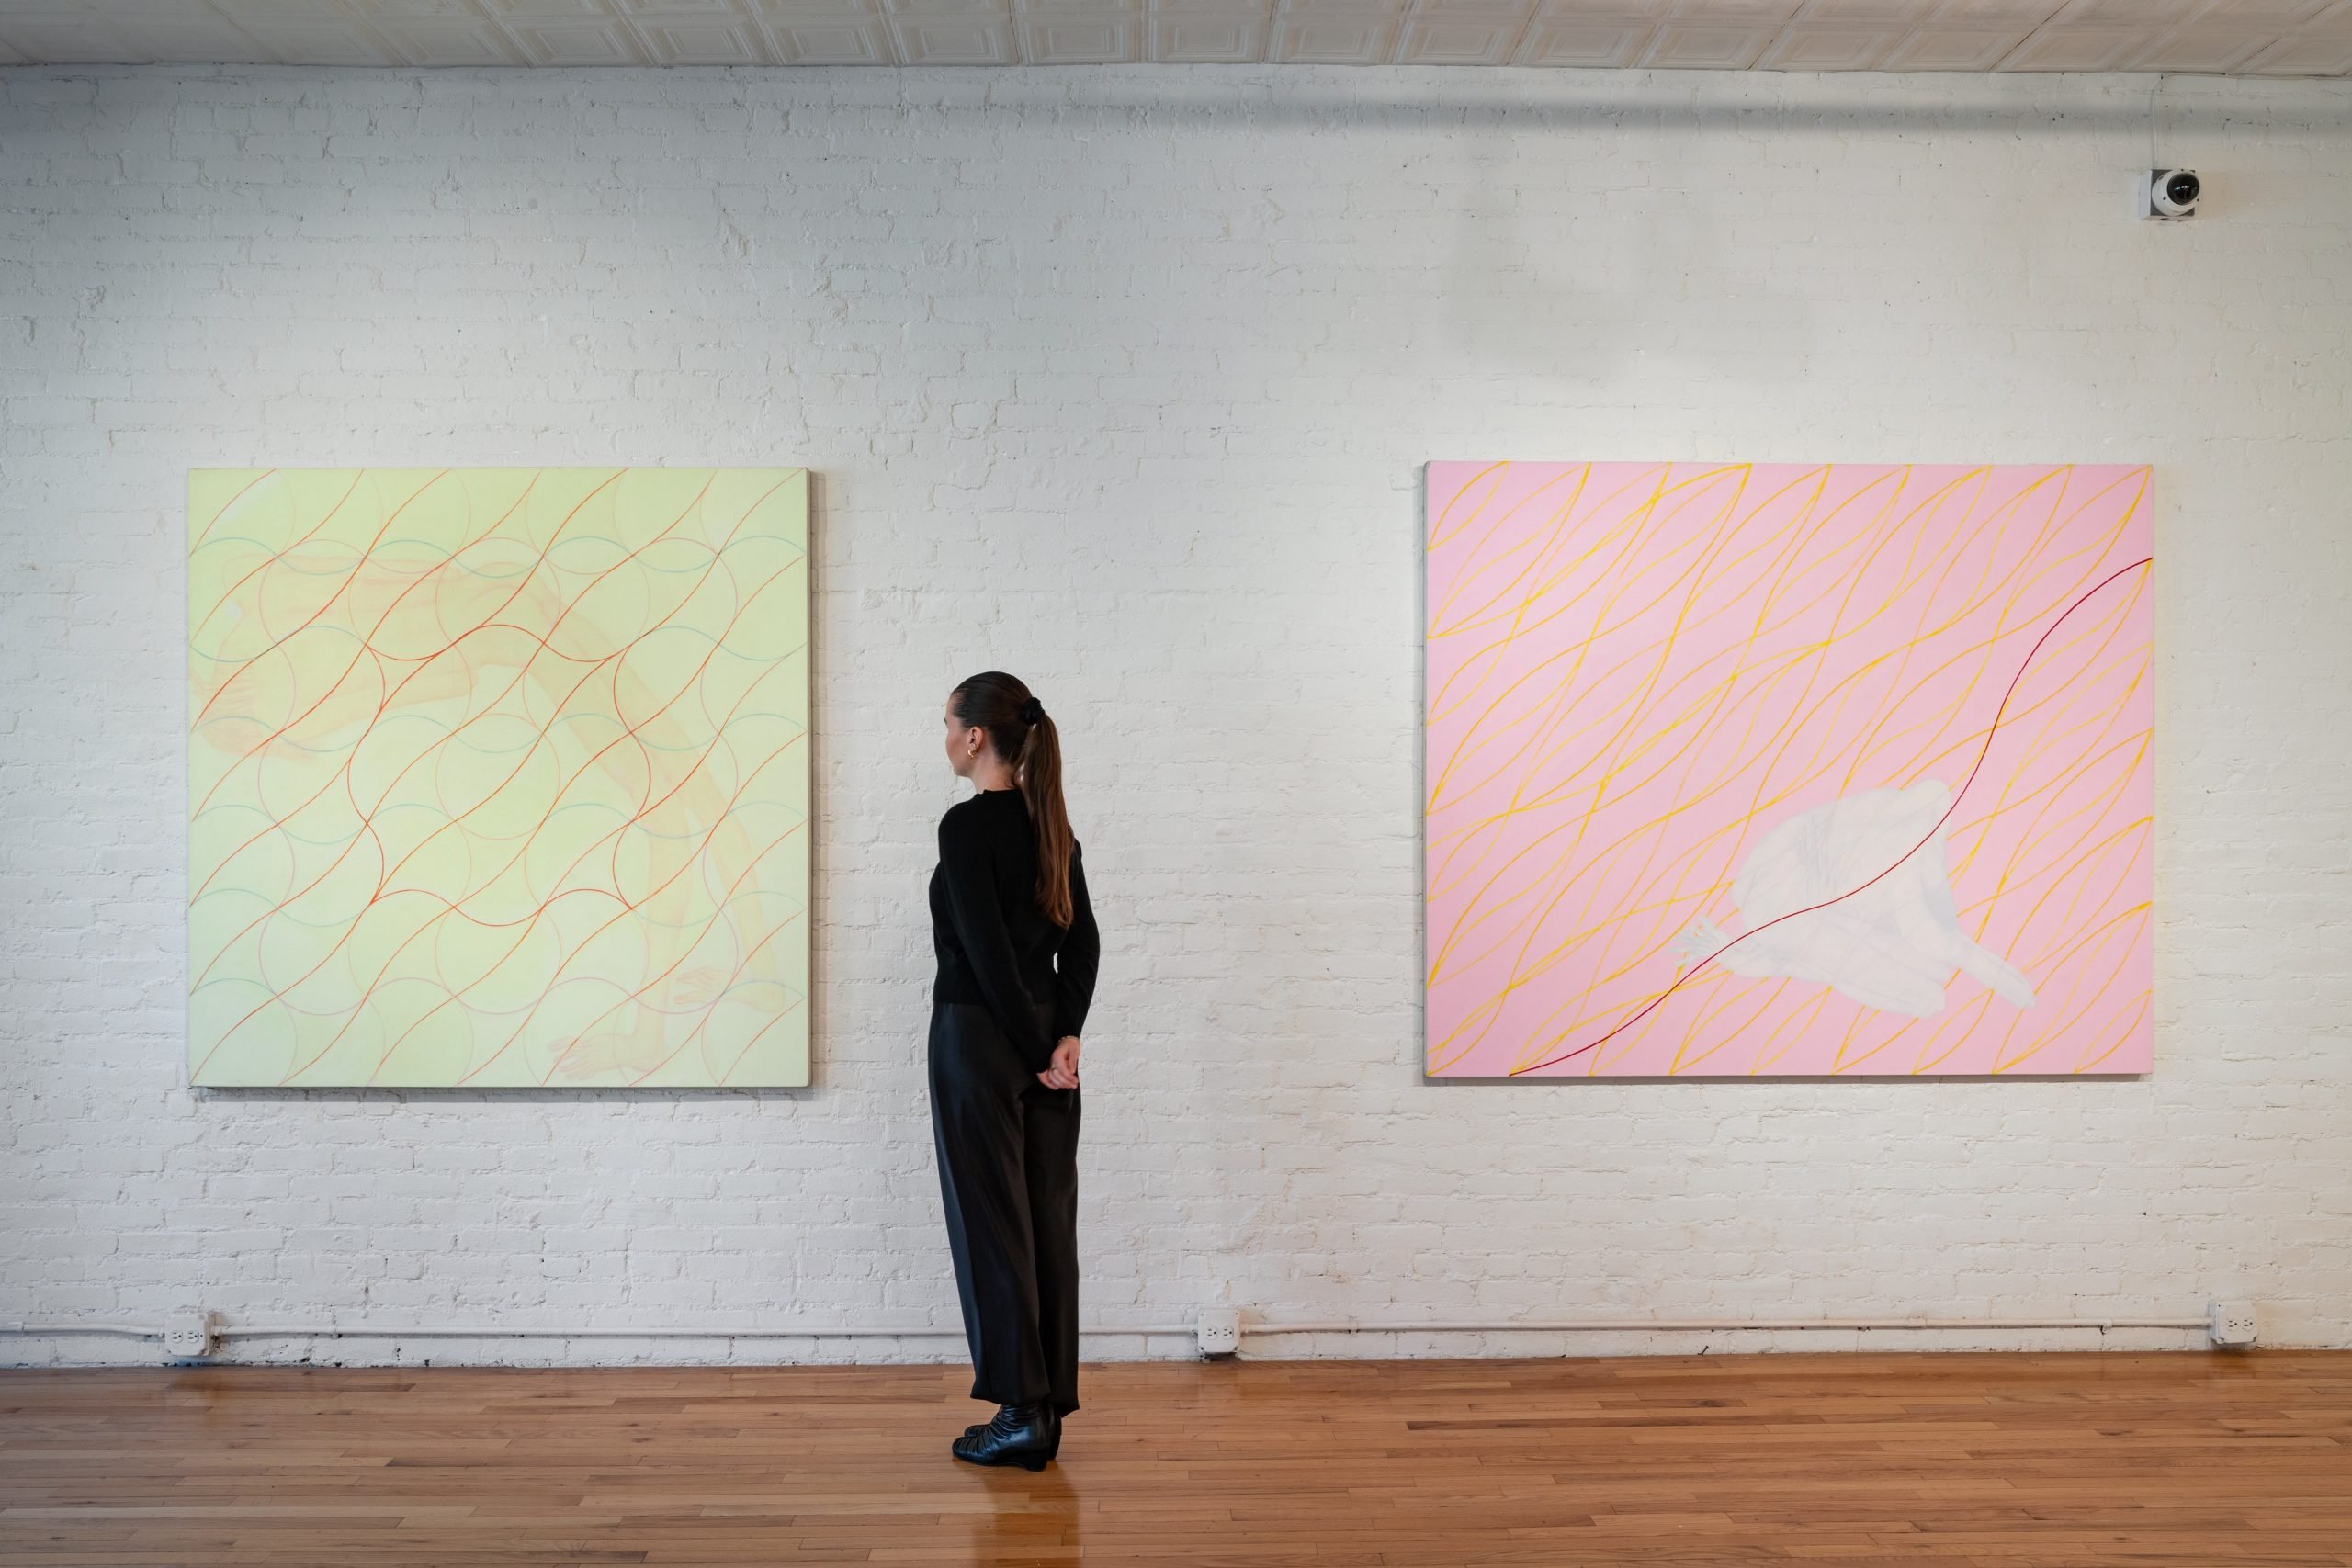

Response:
(218, 897), (380, 931)
(188, 885), (290, 917)
(628, 711), (808, 764)
(272, 820), (369, 851)
(610, 796), (808, 847)
(710, 635), (808, 661)
(187, 619), (366, 671)
(438, 717), (561, 759)
(188, 802), (284, 831)
(188, 534), (368, 580)
(684, 979), (808, 1010)
(269, 738), (367, 760)
(540, 799), (637, 828)
(187, 975), (290, 1002)
(370, 799), (459, 829)
(189, 715), (275, 751)
(593, 879), (806, 935)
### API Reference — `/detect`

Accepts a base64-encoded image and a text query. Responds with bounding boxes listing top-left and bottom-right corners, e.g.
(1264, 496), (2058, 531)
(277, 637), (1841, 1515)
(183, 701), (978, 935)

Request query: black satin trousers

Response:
(926, 998), (1081, 1416)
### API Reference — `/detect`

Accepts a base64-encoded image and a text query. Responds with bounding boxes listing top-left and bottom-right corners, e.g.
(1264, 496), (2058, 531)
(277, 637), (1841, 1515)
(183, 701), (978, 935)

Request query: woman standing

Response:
(929, 671), (1100, 1470)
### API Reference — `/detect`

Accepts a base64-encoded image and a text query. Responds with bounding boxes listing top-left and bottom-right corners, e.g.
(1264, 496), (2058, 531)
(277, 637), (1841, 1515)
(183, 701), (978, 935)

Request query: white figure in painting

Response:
(1673, 779), (2037, 1019)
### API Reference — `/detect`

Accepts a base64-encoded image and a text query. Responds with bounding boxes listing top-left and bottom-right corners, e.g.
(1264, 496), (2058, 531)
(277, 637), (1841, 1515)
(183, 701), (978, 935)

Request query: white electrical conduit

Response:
(1, 1314), (2211, 1344)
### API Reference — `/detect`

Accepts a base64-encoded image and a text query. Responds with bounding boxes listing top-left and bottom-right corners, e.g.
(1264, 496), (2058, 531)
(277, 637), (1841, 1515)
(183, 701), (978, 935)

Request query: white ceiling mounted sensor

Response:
(2142, 167), (2203, 219)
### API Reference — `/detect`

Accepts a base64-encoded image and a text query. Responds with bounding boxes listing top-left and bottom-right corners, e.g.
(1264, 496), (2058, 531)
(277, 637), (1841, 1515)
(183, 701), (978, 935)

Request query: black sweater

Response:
(930, 787), (1101, 1073)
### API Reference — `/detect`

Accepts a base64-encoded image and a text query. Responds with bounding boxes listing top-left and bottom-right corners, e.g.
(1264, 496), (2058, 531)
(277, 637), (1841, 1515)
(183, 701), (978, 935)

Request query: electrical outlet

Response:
(1197, 1308), (1240, 1358)
(164, 1309), (217, 1360)
(2208, 1299), (2258, 1348)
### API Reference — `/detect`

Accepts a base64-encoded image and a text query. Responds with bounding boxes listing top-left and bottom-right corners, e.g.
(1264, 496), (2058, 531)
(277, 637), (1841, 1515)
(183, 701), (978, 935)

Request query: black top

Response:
(930, 787), (1101, 1074)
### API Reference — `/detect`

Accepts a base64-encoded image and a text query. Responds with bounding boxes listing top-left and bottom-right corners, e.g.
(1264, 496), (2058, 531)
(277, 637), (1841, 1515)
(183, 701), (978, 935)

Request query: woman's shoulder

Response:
(938, 794), (1009, 845)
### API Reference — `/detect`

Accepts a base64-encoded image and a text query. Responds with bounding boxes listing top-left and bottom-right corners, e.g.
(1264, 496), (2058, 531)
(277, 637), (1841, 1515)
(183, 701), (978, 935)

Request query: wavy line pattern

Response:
(1423, 462), (2153, 1078)
(187, 468), (811, 1088)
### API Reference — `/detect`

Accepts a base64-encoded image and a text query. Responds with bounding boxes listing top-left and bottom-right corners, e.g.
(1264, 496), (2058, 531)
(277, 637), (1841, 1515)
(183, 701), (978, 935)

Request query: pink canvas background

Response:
(1423, 462), (2153, 1077)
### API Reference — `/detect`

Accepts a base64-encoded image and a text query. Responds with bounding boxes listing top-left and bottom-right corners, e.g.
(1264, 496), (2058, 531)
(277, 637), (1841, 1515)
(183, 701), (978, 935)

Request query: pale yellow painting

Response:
(187, 468), (810, 1088)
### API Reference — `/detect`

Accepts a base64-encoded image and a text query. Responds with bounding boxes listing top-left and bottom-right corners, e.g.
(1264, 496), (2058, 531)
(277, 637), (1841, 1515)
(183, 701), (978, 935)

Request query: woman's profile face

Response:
(944, 694), (981, 779)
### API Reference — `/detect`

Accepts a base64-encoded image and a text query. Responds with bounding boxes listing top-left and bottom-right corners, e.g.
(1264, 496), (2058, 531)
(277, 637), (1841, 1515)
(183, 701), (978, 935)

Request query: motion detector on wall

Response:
(2140, 168), (2200, 220)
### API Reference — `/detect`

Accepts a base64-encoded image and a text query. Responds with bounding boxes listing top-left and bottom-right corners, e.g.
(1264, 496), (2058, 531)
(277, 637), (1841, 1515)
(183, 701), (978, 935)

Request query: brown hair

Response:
(950, 671), (1075, 927)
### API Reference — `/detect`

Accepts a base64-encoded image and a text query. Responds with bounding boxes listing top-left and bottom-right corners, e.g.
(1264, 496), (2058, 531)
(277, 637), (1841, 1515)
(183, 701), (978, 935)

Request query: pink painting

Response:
(1423, 463), (2153, 1077)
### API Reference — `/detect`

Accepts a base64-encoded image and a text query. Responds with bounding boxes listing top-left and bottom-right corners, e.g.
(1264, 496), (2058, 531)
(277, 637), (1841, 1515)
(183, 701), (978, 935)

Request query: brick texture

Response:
(1, 63), (2346, 1366)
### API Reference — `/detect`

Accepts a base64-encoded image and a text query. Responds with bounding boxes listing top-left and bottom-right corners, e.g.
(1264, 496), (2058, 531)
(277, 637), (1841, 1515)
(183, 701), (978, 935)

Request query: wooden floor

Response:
(5, 1350), (2350, 1565)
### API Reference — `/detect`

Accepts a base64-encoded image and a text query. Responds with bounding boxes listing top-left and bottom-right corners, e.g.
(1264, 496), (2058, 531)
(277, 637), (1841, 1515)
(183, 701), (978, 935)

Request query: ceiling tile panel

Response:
(751, 0), (882, 17)
(2241, 31), (2352, 70)
(882, 0), (1008, 17)
(1150, 10), (1268, 58)
(57, 2), (277, 59)
(1396, 15), (1523, 58)
(772, 18), (894, 57)
(2049, 0), (2204, 23)
(2188, 0), (2333, 21)
(1792, 0), (1936, 17)
(505, 20), (650, 59)
(1641, 20), (1775, 62)
(1412, 0), (1536, 18)
(2118, 25), (2276, 72)
(371, 19), (530, 62)
(1928, 0), (2062, 21)
(1512, 19), (1652, 61)
(891, 14), (1020, 56)
(1270, 14), (1400, 59)
(476, 0), (624, 17)
(639, 21), (776, 57)
(205, 4), (408, 62)
(1998, 24), (2139, 68)
(1542, 0), (1673, 17)
(1278, 0), (1412, 17)
(345, 0), (491, 15)
(1020, 13), (1138, 58)
(0, 11), (139, 61)
(1880, 24), (2027, 65)
(1667, 0), (1803, 20)
(1758, 23), (1903, 65)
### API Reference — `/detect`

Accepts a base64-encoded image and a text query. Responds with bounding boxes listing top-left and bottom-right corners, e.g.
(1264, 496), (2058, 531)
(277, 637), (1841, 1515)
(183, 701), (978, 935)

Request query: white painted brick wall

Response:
(3, 63), (2348, 1368)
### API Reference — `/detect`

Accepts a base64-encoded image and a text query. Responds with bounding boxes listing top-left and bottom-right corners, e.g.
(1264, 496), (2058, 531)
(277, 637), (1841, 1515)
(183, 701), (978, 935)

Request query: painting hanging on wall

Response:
(1423, 462), (2152, 1078)
(187, 468), (809, 1088)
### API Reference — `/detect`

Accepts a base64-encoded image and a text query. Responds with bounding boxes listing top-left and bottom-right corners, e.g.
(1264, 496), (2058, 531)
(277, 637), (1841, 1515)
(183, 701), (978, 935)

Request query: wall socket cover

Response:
(2208, 1299), (2259, 1348)
(1197, 1308), (1241, 1356)
(164, 1310), (216, 1359)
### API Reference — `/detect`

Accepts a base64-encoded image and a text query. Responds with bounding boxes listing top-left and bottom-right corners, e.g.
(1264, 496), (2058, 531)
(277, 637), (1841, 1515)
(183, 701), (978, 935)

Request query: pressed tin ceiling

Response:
(0, 0), (2348, 73)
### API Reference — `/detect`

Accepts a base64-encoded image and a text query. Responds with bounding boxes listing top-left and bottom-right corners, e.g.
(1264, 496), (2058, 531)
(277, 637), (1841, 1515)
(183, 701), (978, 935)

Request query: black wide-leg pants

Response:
(927, 998), (1081, 1416)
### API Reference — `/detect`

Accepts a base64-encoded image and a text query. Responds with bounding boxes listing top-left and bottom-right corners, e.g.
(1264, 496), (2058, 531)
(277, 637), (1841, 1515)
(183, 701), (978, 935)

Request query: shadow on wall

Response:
(1438, 125), (1823, 381)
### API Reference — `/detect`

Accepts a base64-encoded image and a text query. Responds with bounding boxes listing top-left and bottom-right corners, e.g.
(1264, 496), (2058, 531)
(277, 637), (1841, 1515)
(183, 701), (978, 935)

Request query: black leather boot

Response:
(952, 1401), (1058, 1470)
(960, 1407), (1069, 1455)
